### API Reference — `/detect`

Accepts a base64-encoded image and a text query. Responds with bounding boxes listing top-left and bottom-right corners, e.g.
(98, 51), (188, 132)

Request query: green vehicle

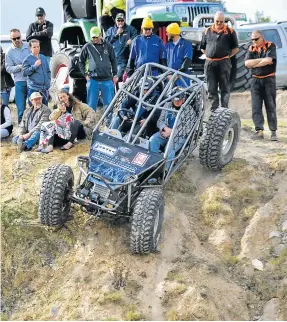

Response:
(50, 0), (251, 103)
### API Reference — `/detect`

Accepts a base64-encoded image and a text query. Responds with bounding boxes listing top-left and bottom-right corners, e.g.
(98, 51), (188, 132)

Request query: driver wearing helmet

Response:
(110, 76), (160, 135)
(149, 86), (186, 167)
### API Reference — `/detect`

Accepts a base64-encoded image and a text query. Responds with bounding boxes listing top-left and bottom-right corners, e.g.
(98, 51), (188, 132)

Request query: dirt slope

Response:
(1, 91), (287, 321)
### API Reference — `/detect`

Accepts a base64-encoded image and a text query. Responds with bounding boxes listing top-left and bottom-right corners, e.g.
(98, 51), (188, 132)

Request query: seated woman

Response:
(0, 96), (13, 139)
(110, 77), (160, 137)
(37, 89), (96, 153)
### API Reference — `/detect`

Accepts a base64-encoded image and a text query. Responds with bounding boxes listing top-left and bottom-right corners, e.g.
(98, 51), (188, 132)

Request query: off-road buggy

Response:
(39, 63), (241, 254)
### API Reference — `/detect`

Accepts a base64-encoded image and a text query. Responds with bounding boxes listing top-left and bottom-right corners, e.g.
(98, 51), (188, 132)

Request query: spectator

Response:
(12, 92), (51, 152)
(63, 0), (75, 22)
(1, 46), (15, 106)
(149, 87), (186, 168)
(105, 13), (138, 82)
(78, 26), (118, 111)
(126, 17), (167, 77)
(5, 29), (30, 123)
(26, 7), (54, 65)
(111, 76), (160, 136)
(165, 23), (193, 87)
(245, 30), (278, 141)
(23, 39), (51, 106)
(39, 89), (96, 153)
(0, 96), (13, 139)
(200, 11), (239, 110)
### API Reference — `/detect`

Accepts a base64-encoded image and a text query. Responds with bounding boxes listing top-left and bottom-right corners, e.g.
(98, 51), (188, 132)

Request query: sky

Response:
(0, 0), (286, 35)
(224, 0), (287, 22)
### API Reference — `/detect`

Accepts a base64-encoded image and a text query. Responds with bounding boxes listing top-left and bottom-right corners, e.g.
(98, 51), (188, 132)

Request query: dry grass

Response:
(165, 270), (186, 283)
(98, 292), (122, 304)
(124, 305), (145, 321)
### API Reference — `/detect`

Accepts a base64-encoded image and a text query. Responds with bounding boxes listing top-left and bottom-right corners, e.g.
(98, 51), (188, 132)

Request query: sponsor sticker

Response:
(92, 142), (117, 156)
(118, 146), (132, 154)
(132, 152), (150, 167)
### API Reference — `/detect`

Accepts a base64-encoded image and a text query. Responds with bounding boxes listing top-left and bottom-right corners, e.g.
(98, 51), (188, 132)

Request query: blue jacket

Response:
(128, 34), (167, 75)
(105, 24), (138, 63)
(166, 37), (193, 86)
(22, 53), (51, 90)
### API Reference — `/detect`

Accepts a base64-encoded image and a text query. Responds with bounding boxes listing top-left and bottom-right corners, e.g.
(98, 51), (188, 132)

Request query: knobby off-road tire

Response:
(231, 43), (252, 92)
(199, 108), (241, 170)
(130, 189), (164, 254)
(38, 164), (74, 226)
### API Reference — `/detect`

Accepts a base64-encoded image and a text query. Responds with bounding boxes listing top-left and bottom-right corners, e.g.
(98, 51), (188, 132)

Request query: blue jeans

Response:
(13, 131), (40, 150)
(149, 131), (182, 170)
(87, 79), (115, 111)
(27, 88), (49, 106)
(117, 62), (127, 81)
(15, 81), (28, 123)
(1, 88), (11, 105)
(110, 116), (121, 129)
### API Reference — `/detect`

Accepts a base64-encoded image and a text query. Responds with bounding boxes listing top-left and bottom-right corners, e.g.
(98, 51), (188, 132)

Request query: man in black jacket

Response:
(26, 7), (54, 65)
(0, 46), (14, 106)
(79, 26), (118, 112)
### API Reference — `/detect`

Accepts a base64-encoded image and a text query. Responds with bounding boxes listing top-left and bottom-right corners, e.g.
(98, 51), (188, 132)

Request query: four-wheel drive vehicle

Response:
(237, 21), (287, 89)
(39, 63), (241, 254)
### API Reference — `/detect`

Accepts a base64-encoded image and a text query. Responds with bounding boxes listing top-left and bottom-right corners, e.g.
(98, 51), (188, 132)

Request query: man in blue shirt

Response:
(126, 17), (167, 77)
(5, 29), (30, 123)
(22, 39), (51, 106)
(165, 23), (193, 87)
(105, 13), (138, 81)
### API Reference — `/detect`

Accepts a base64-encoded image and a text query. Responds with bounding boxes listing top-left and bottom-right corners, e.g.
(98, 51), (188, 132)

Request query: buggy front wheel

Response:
(130, 189), (164, 254)
(38, 164), (74, 226)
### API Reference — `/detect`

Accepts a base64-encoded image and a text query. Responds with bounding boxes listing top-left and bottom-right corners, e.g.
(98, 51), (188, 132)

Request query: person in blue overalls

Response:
(149, 87), (186, 168)
(165, 23), (193, 87)
(105, 13), (138, 81)
(126, 17), (167, 77)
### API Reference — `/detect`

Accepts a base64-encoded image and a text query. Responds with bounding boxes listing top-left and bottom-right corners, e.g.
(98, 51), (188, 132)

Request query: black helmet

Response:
(139, 76), (155, 90)
(169, 86), (186, 102)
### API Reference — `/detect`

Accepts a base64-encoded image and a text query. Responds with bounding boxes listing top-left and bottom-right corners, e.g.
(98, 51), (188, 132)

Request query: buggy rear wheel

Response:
(199, 108), (241, 170)
(130, 189), (164, 254)
(38, 164), (74, 226)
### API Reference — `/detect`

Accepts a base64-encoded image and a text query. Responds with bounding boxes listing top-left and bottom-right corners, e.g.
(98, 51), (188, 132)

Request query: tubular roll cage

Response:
(72, 63), (205, 214)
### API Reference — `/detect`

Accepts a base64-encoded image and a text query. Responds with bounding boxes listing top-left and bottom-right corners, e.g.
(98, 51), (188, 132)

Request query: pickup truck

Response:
(238, 21), (287, 89)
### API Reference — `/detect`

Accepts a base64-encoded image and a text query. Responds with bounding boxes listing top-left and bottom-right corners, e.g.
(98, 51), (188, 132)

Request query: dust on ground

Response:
(1, 91), (287, 321)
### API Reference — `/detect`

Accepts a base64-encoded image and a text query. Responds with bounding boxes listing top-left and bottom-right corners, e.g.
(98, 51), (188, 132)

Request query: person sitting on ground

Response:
(38, 89), (96, 153)
(0, 96), (13, 139)
(149, 87), (186, 167)
(110, 76), (160, 136)
(12, 91), (51, 152)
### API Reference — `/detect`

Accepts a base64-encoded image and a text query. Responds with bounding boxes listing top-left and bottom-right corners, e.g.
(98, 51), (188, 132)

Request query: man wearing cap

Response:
(12, 91), (51, 152)
(126, 17), (167, 77)
(200, 11), (238, 110)
(23, 39), (51, 106)
(5, 28), (30, 123)
(166, 23), (193, 87)
(79, 26), (118, 111)
(26, 7), (54, 65)
(105, 13), (138, 82)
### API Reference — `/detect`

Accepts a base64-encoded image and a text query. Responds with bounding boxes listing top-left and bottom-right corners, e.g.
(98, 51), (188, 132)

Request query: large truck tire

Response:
(231, 43), (252, 92)
(50, 48), (86, 103)
(38, 164), (74, 227)
(199, 108), (241, 170)
(70, 0), (96, 19)
(130, 189), (164, 254)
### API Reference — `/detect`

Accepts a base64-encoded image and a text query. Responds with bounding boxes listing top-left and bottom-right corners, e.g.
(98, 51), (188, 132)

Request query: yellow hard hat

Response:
(141, 17), (154, 29)
(166, 23), (181, 35)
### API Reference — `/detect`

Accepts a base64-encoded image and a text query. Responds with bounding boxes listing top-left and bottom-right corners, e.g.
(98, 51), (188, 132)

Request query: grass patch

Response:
(269, 249), (287, 266)
(202, 202), (233, 226)
(244, 205), (258, 218)
(165, 270), (185, 283)
(124, 305), (144, 321)
(102, 317), (119, 321)
(224, 255), (239, 265)
(166, 309), (179, 321)
(98, 292), (122, 304)
(166, 167), (197, 193)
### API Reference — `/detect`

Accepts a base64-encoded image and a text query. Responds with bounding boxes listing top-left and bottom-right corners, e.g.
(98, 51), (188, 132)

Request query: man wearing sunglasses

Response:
(26, 7), (54, 65)
(200, 11), (239, 111)
(105, 13), (138, 82)
(245, 30), (277, 141)
(5, 29), (30, 123)
(126, 17), (167, 77)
